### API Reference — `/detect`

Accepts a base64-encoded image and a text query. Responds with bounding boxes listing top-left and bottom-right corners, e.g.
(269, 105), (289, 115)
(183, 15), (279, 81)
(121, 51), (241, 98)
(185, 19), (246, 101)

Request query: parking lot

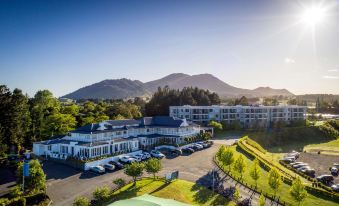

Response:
(298, 152), (339, 184)
(45, 139), (251, 206)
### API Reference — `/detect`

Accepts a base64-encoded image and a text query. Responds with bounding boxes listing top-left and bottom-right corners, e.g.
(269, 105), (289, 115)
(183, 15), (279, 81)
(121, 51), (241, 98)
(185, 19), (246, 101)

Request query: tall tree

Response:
(17, 159), (46, 194)
(145, 158), (162, 179)
(268, 168), (281, 196)
(30, 90), (60, 141)
(9, 89), (31, 151)
(124, 162), (144, 186)
(233, 155), (246, 179)
(249, 158), (261, 188)
(221, 147), (235, 171)
(290, 177), (307, 206)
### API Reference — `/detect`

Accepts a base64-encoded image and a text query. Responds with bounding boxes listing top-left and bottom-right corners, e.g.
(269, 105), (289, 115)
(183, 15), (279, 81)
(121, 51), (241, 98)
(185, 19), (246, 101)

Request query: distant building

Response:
(33, 116), (200, 159)
(169, 105), (307, 128)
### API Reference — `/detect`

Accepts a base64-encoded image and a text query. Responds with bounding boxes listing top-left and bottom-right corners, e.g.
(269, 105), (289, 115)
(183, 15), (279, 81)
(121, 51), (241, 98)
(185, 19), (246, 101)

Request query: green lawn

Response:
(109, 178), (235, 206)
(304, 139), (339, 155)
(216, 145), (338, 206)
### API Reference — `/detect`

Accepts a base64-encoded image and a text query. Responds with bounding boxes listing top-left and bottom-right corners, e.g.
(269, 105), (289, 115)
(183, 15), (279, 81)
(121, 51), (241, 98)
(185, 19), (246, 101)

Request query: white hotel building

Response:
(33, 116), (200, 159)
(169, 105), (307, 128)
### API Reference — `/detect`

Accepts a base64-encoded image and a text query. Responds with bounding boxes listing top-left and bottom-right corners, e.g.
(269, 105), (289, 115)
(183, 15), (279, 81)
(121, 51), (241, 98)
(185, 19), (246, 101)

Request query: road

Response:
(45, 139), (277, 205)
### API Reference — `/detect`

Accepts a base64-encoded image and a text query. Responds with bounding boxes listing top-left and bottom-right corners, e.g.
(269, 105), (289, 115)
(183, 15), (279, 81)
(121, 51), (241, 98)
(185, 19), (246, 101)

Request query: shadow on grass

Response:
(191, 171), (231, 206)
(150, 181), (171, 194)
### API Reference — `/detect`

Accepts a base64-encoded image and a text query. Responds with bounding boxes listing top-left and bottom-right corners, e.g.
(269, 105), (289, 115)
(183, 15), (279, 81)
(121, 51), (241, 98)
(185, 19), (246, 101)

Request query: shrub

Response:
(244, 136), (267, 154)
(73, 196), (90, 206)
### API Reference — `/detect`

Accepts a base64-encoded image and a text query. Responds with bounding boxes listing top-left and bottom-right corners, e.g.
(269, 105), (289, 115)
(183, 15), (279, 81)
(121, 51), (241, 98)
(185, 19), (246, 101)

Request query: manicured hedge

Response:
(238, 137), (339, 203)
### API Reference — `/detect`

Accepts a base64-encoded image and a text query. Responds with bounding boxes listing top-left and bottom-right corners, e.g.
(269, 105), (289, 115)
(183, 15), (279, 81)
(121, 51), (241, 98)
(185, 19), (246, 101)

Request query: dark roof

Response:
(37, 138), (109, 147)
(71, 116), (192, 134)
(139, 116), (185, 127)
(137, 134), (180, 138)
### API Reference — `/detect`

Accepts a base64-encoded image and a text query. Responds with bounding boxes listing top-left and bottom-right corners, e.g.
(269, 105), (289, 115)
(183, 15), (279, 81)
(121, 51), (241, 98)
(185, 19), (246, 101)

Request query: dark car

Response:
(182, 147), (195, 154)
(304, 169), (316, 177)
(110, 161), (124, 169)
(170, 149), (182, 156)
(316, 175), (334, 185)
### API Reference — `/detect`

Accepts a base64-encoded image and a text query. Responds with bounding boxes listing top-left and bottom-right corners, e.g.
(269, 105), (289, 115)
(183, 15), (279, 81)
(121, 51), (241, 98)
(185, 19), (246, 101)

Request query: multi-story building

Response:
(33, 116), (200, 159)
(169, 105), (306, 128)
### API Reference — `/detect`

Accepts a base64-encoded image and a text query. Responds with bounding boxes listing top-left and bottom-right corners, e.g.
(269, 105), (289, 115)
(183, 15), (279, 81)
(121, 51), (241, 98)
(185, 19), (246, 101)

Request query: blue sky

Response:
(1, 0), (339, 97)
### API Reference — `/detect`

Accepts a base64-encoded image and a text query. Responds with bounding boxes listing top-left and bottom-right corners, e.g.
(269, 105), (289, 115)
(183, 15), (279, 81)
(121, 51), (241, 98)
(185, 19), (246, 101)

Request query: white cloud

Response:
(285, 58), (295, 64)
(323, 75), (339, 79)
(327, 69), (338, 72)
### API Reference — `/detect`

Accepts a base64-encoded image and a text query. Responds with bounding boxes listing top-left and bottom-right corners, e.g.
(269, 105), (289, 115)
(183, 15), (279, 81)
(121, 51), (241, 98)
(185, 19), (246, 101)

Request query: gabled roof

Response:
(139, 116), (185, 127)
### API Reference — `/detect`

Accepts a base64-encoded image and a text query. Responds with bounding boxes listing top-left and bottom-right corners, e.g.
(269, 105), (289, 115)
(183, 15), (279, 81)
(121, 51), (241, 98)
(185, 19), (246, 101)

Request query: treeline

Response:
(0, 85), (144, 155)
(145, 86), (221, 116)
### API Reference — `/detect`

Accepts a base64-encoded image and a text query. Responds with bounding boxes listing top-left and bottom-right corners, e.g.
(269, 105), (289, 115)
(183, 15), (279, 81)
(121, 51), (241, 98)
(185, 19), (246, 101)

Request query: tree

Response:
(145, 158), (162, 179)
(233, 155), (246, 179)
(268, 168), (281, 197)
(208, 121), (223, 131)
(17, 159), (46, 194)
(221, 147), (234, 171)
(259, 193), (266, 206)
(93, 186), (110, 206)
(233, 186), (241, 201)
(30, 90), (60, 141)
(43, 113), (77, 137)
(73, 196), (90, 206)
(124, 162), (144, 185)
(113, 178), (125, 191)
(216, 145), (226, 161)
(249, 158), (261, 188)
(290, 177), (307, 206)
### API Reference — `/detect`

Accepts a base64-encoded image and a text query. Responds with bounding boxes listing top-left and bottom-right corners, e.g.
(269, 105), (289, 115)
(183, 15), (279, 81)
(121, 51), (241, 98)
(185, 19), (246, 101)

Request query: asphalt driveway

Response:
(45, 139), (271, 206)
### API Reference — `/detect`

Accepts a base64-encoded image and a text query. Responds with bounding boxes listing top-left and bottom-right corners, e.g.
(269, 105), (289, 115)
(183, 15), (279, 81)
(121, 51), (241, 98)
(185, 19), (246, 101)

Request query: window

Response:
(48, 145), (52, 151)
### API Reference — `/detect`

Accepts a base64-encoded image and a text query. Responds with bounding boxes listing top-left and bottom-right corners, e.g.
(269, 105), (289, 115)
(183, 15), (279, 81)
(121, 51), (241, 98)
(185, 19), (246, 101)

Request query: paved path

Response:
(44, 138), (280, 205)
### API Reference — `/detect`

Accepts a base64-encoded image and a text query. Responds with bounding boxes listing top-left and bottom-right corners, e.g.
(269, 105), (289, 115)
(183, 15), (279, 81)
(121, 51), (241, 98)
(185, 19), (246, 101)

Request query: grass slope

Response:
(110, 178), (234, 206)
(216, 145), (338, 206)
(304, 139), (339, 155)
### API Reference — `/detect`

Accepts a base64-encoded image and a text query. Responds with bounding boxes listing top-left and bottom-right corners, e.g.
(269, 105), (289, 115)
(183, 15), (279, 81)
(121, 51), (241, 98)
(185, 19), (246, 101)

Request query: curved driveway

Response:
(45, 139), (276, 206)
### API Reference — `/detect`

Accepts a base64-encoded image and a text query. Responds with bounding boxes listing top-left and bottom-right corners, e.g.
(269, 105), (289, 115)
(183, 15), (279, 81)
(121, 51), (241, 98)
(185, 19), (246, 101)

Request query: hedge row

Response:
(238, 138), (339, 203)
(0, 192), (49, 206)
(214, 156), (290, 206)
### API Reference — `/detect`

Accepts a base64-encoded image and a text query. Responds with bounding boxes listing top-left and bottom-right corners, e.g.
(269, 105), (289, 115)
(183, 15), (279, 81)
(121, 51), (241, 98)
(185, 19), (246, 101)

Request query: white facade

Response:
(33, 117), (200, 160)
(170, 105), (307, 128)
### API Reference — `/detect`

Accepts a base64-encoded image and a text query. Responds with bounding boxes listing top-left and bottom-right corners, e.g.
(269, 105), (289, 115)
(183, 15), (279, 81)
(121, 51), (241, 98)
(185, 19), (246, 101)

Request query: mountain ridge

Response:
(62, 73), (294, 100)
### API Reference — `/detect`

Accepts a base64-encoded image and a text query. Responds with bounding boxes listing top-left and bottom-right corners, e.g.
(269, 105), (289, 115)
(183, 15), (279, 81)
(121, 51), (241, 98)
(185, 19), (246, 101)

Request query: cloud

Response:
(327, 69), (338, 72)
(285, 58), (295, 64)
(323, 75), (339, 79)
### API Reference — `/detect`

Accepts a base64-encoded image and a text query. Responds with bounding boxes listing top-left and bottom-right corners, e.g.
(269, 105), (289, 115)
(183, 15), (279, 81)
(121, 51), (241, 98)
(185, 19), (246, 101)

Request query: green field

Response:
(214, 126), (336, 153)
(215, 145), (338, 206)
(110, 178), (234, 206)
(304, 139), (339, 155)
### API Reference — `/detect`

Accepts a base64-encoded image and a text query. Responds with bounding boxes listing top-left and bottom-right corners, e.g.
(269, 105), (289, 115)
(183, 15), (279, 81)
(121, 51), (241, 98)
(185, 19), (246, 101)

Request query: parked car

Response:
(170, 148), (182, 156)
(303, 169), (316, 177)
(132, 154), (143, 162)
(316, 175), (334, 185)
(103, 163), (115, 171)
(281, 158), (295, 164)
(150, 150), (165, 158)
(297, 166), (311, 171)
(283, 155), (296, 161)
(197, 141), (210, 148)
(90, 166), (105, 174)
(110, 161), (124, 169)
(293, 163), (309, 169)
(192, 144), (203, 150)
(330, 166), (339, 176)
(120, 156), (136, 164)
(331, 184), (339, 192)
(288, 151), (300, 158)
(182, 147), (195, 154)
(141, 152), (151, 160)
(290, 162), (303, 166)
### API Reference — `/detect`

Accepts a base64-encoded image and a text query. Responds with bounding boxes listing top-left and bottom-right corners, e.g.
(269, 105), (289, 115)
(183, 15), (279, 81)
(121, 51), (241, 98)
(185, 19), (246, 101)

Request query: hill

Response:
(62, 79), (150, 100)
(62, 73), (294, 100)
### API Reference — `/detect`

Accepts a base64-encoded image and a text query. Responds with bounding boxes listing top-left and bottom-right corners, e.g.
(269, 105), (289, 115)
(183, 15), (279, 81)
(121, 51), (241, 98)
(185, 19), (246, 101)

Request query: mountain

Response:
(62, 73), (294, 100)
(62, 79), (150, 100)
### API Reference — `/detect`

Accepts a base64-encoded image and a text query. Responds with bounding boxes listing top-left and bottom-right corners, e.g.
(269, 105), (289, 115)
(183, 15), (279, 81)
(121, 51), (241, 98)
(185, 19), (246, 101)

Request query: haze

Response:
(0, 0), (339, 97)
